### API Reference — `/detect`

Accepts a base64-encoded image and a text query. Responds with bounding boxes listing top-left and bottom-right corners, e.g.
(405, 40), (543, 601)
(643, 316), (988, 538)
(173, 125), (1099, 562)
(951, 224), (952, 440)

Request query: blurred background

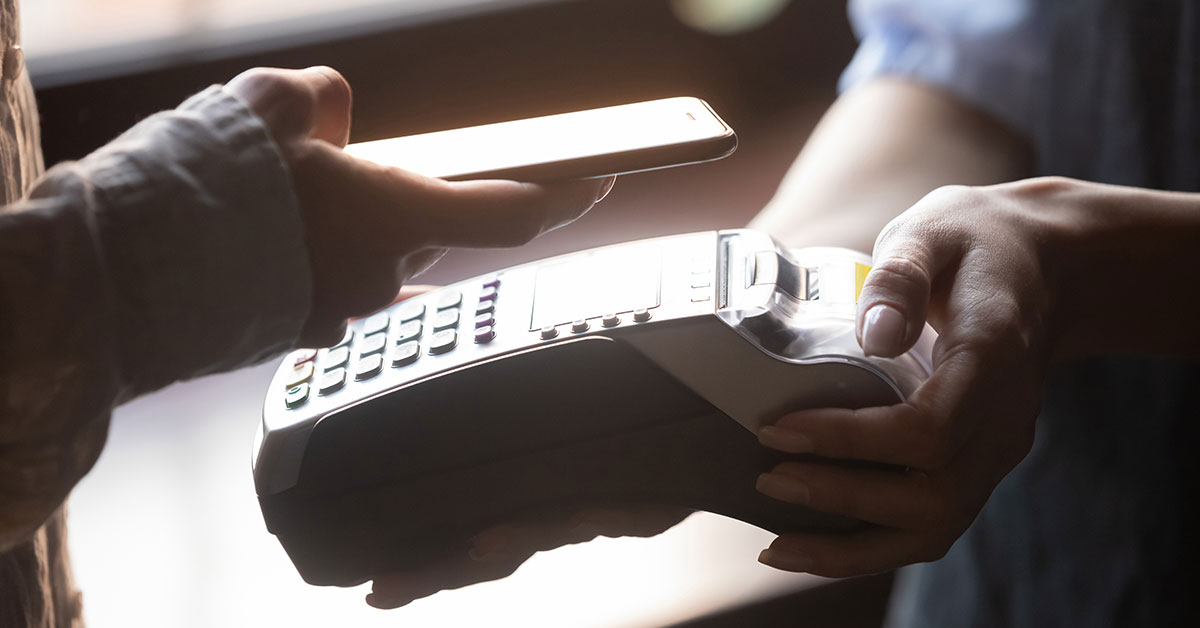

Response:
(26, 1), (892, 626)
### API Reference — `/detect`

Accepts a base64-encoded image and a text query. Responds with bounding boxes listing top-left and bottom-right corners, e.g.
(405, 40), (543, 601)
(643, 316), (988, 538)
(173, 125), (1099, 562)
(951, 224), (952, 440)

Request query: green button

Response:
(284, 383), (310, 409)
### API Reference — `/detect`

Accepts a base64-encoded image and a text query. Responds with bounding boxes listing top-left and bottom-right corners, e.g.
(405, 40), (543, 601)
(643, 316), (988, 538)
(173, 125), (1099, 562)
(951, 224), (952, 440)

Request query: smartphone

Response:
(343, 97), (737, 181)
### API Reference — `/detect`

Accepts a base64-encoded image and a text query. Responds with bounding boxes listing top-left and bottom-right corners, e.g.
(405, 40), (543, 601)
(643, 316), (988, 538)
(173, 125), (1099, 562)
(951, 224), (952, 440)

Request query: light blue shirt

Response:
(839, 0), (1043, 139)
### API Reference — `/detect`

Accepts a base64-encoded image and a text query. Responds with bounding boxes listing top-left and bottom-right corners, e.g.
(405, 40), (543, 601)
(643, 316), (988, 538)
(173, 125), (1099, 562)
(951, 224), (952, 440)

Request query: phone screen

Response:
(344, 97), (731, 180)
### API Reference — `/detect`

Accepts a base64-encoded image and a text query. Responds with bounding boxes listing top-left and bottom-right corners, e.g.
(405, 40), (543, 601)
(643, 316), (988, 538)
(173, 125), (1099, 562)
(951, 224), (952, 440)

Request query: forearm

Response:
(749, 78), (1034, 252)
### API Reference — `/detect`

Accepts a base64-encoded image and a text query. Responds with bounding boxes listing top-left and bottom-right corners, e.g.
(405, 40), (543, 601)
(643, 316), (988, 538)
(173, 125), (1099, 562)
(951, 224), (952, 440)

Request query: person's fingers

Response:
(301, 66), (353, 148)
(403, 248), (449, 280)
(387, 283), (440, 307)
(417, 176), (613, 248)
(760, 527), (940, 578)
(226, 66), (352, 148)
(756, 461), (941, 529)
(760, 346), (982, 470)
(858, 187), (969, 357)
(567, 506), (691, 539)
(367, 548), (533, 609)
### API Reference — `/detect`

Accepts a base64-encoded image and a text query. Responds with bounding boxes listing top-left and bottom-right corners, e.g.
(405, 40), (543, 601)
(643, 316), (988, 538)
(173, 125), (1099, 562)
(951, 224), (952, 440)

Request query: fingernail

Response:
(597, 177), (616, 202)
(861, 304), (906, 357)
(756, 472), (810, 504)
(759, 548), (813, 572)
(758, 425), (813, 453)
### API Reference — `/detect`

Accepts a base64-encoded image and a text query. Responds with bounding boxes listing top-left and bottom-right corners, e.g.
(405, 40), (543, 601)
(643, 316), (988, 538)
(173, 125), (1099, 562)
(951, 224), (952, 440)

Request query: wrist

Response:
(1037, 178), (1200, 358)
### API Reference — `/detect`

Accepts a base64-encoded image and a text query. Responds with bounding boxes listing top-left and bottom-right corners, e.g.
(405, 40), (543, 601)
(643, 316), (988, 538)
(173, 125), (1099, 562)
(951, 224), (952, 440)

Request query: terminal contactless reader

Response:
(254, 230), (937, 586)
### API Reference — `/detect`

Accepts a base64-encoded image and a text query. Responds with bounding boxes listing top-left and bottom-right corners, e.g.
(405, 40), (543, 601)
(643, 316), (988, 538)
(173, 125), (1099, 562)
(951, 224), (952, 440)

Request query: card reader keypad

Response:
(280, 278), (505, 408)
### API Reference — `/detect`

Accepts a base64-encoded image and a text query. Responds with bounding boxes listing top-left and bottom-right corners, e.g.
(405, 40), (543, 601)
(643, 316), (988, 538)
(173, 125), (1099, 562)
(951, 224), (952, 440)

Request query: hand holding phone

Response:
(344, 97), (737, 181)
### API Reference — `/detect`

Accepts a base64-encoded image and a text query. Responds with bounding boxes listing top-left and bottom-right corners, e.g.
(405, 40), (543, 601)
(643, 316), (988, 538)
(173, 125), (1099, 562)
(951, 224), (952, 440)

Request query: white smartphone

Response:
(343, 96), (737, 181)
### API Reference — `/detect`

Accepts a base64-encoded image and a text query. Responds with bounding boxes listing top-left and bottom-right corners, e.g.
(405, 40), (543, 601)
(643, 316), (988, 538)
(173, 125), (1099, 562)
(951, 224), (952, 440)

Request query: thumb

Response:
(858, 214), (956, 358)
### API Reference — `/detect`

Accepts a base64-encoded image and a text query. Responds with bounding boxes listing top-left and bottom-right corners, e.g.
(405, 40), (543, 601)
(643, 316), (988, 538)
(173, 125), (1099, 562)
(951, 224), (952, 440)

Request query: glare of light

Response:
(669, 0), (792, 35)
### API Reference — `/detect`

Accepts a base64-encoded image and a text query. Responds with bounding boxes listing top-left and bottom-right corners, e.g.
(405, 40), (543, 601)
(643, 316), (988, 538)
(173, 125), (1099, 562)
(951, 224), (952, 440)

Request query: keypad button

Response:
(396, 301), (426, 322)
(474, 326), (496, 344)
(571, 319), (590, 333)
(540, 326), (559, 340)
(318, 368), (347, 395)
(429, 330), (458, 354)
(691, 289), (712, 303)
(358, 332), (387, 356)
(355, 354), (384, 381)
(474, 313), (496, 329)
(475, 301), (496, 316)
(291, 349), (317, 366)
(323, 345), (351, 370)
(332, 328), (353, 348)
(482, 278), (501, 290)
(479, 286), (499, 302)
(395, 320), (423, 343)
(432, 310), (460, 331)
(436, 291), (463, 310)
(363, 312), (389, 336)
(602, 313), (621, 328)
(284, 362), (315, 388)
(691, 276), (712, 289)
(284, 383), (310, 409)
(391, 341), (420, 367)
(633, 308), (652, 322)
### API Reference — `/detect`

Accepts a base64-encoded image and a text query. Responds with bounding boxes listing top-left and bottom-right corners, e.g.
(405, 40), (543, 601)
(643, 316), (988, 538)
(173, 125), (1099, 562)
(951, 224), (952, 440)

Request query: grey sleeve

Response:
(0, 86), (311, 547)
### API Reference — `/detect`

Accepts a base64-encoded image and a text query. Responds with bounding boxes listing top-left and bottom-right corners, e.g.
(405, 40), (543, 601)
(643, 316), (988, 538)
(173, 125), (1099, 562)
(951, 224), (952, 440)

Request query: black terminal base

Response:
(259, 336), (890, 586)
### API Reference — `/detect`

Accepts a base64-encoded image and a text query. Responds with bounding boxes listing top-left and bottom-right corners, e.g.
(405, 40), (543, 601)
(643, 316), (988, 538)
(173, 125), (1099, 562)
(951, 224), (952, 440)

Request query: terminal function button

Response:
(318, 368), (347, 395)
(432, 310), (460, 331)
(284, 383), (310, 409)
(633, 308), (652, 322)
(691, 289), (712, 303)
(477, 289), (498, 304)
(355, 354), (384, 381)
(323, 346), (350, 370)
(284, 361), (315, 388)
(690, 275), (712, 289)
(601, 313), (621, 328)
(358, 332), (387, 356)
(391, 341), (420, 367)
(482, 277), (501, 290)
(571, 319), (590, 333)
(362, 312), (389, 336)
(475, 301), (496, 316)
(539, 326), (559, 340)
(291, 349), (317, 366)
(474, 313), (495, 329)
(429, 329), (458, 354)
(474, 326), (496, 344)
(436, 291), (463, 310)
(395, 301), (426, 322)
(395, 320), (423, 343)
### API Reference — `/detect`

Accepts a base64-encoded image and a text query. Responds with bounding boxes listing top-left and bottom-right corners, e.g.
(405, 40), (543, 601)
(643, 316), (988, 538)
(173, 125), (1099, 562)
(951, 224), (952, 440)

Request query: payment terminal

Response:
(254, 229), (936, 586)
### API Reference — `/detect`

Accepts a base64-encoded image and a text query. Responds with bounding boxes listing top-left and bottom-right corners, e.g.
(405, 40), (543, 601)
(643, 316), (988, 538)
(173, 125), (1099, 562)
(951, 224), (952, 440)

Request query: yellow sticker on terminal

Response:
(855, 263), (871, 302)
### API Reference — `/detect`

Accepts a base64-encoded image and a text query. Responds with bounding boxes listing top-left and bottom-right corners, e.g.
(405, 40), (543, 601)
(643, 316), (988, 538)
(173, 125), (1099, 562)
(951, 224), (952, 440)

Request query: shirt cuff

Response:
(80, 85), (312, 395)
(838, 1), (1041, 140)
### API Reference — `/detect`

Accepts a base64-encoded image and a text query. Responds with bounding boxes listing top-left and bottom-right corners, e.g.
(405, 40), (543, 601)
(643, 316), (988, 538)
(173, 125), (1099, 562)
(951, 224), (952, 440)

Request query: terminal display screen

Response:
(531, 244), (661, 330)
